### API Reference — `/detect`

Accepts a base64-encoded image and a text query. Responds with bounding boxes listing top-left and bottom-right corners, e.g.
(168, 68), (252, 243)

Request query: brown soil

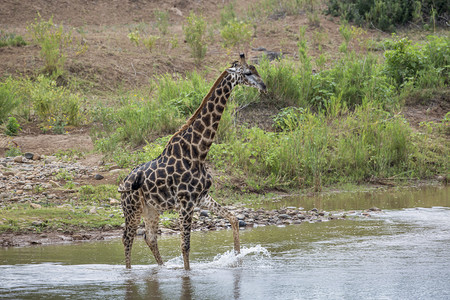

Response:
(402, 89), (450, 128)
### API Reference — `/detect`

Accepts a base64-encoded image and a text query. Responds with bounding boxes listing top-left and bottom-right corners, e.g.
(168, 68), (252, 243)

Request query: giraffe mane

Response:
(167, 69), (229, 144)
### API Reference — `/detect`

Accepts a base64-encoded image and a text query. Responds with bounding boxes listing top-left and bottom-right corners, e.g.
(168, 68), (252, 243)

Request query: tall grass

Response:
(205, 103), (448, 191)
(1, 76), (84, 127)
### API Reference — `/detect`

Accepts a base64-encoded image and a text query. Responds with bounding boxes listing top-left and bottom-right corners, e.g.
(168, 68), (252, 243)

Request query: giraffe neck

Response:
(165, 73), (237, 162)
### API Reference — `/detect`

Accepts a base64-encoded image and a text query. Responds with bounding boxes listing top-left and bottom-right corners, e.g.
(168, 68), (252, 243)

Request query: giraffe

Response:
(118, 54), (267, 270)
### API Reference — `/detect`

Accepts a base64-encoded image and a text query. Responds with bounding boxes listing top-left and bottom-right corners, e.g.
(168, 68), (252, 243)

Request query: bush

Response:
(0, 81), (19, 123)
(207, 104), (425, 190)
(0, 31), (27, 47)
(220, 20), (253, 51)
(5, 117), (21, 136)
(2, 76), (84, 126)
(157, 71), (209, 116)
(183, 12), (207, 63)
(326, 0), (449, 32)
(91, 94), (181, 152)
(384, 36), (450, 88)
(27, 14), (73, 76)
(154, 10), (169, 35)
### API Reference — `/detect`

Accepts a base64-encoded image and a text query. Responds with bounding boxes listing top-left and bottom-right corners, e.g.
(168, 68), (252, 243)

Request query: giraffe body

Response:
(119, 54), (266, 270)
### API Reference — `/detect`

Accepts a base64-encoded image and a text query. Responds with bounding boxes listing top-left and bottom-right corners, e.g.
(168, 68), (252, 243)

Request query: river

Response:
(1, 185), (449, 299)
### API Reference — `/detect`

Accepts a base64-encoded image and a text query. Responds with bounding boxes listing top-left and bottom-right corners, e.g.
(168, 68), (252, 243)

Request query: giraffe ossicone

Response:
(118, 54), (266, 270)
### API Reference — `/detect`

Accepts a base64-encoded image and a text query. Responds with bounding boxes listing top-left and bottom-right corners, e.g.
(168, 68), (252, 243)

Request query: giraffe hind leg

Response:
(142, 204), (164, 265)
(179, 197), (194, 270)
(121, 191), (143, 269)
(202, 194), (240, 254)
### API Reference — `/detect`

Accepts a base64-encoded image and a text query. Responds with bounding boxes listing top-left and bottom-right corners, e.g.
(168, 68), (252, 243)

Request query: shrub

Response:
(0, 82), (19, 123)
(0, 31), (27, 47)
(154, 10), (169, 35)
(91, 93), (181, 152)
(384, 36), (449, 88)
(142, 35), (159, 52)
(127, 29), (140, 46)
(272, 107), (307, 131)
(326, 0), (449, 32)
(2, 76), (83, 126)
(5, 117), (21, 136)
(183, 12), (207, 63)
(27, 14), (73, 76)
(220, 2), (236, 26)
(220, 20), (253, 51)
(5, 146), (22, 157)
(157, 71), (209, 116)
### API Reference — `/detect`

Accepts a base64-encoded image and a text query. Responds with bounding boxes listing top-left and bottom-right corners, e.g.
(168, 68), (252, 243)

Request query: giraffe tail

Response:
(118, 170), (145, 193)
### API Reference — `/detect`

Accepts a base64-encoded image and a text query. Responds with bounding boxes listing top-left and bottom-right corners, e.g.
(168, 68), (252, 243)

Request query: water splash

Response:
(209, 245), (271, 268)
(165, 245), (271, 269)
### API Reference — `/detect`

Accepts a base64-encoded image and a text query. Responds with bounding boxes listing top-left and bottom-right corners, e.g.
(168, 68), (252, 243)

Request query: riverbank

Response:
(0, 204), (381, 248)
(0, 152), (446, 248)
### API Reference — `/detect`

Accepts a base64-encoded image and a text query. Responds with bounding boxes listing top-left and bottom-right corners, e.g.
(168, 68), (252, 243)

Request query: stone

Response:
(109, 198), (120, 205)
(238, 220), (246, 227)
(24, 153), (34, 160)
(368, 207), (381, 211)
(108, 214), (115, 218)
(72, 234), (83, 240)
(311, 208), (318, 212)
(236, 214), (245, 220)
(94, 174), (104, 180)
(89, 207), (97, 214)
(33, 154), (41, 161)
(278, 214), (290, 219)
(23, 184), (32, 190)
(200, 210), (209, 217)
(13, 156), (23, 163)
(32, 220), (43, 226)
(136, 228), (145, 235)
(49, 180), (61, 187)
(30, 203), (42, 209)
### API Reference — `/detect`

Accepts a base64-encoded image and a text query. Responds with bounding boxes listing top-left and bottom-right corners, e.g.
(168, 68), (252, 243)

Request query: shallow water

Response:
(1, 186), (449, 299)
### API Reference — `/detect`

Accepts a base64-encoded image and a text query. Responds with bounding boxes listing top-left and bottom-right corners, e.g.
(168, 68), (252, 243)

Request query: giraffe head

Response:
(227, 53), (267, 92)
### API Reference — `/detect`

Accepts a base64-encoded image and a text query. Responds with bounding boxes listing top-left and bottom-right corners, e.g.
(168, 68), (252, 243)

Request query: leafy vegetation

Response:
(27, 14), (74, 76)
(183, 12), (208, 63)
(0, 82), (19, 123)
(220, 20), (254, 51)
(85, 34), (449, 192)
(5, 117), (21, 136)
(2, 75), (84, 127)
(326, 0), (449, 32)
(0, 30), (26, 47)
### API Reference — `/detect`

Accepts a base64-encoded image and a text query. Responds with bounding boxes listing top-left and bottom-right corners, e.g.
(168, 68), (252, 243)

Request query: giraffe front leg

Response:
(143, 205), (164, 266)
(202, 194), (240, 254)
(179, 197), (194, 270)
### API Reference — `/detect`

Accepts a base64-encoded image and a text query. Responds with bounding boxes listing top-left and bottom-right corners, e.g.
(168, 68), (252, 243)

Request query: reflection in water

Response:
(233, 268), (242, 300)
(255, 185), (449, 211)
(180, 275), (193, 300)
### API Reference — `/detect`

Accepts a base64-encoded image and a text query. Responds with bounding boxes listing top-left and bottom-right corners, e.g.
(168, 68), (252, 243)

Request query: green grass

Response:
(0, 31), (26, 47)
(0, 204), (124, 233)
